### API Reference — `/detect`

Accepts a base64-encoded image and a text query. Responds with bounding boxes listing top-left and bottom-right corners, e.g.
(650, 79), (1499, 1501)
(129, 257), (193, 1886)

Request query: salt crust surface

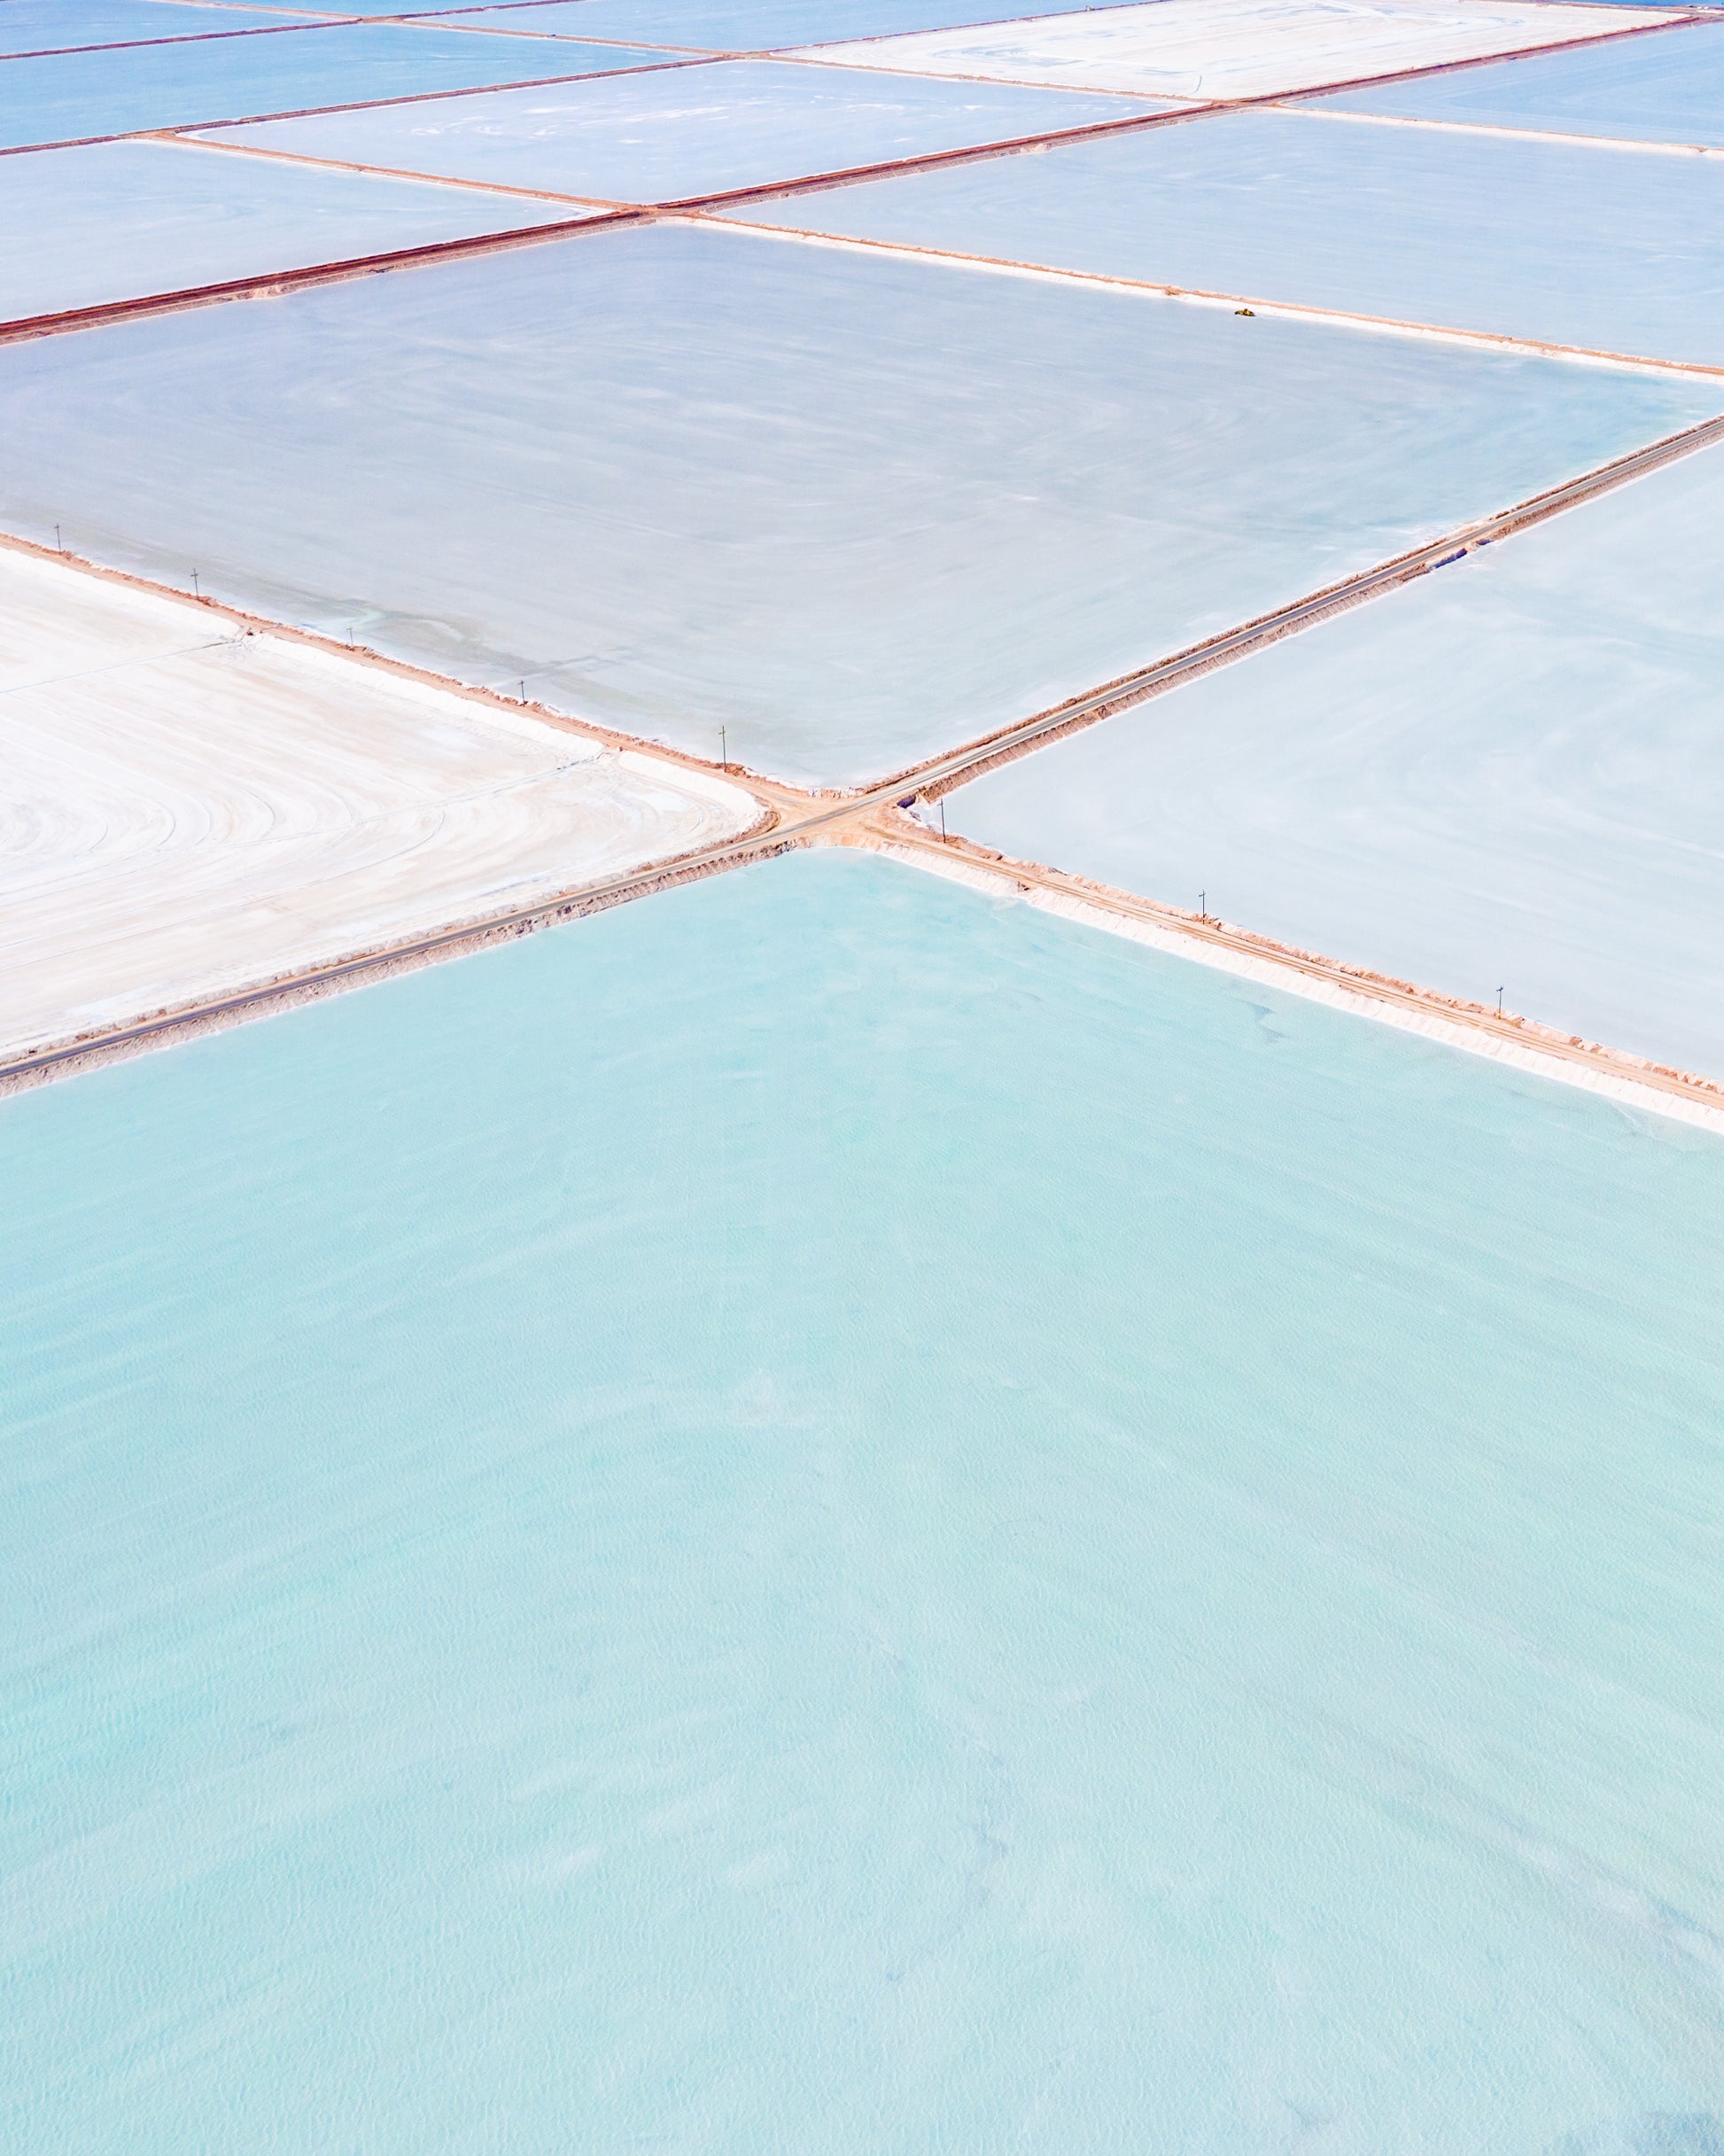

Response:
(800, 0), (1681, 102)
(209, 58), (1169, 202)
(442, 0), (1130, 45)
(0, 548), (756, 1057)
(0, 20), (658, 149)
(5, 852), (1724, 2152)
(0, 221), (1711, 789)
(950, 441), (1724, 1079)
(729, 103), (1724, 366)
(0, 139), (594, 325)
(1313, 13), (1724, 144)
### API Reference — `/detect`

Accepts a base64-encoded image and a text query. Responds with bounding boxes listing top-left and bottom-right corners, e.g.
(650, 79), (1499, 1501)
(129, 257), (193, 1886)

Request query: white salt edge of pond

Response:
(869, 838), (1724, 1140)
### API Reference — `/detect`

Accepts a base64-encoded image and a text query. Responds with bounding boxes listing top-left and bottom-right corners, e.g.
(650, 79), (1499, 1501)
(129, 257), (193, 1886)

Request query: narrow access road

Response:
(6, 401), (1723, 1095)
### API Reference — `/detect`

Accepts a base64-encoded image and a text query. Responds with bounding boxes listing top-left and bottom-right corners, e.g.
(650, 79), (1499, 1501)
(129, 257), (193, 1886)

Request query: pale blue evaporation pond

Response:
(0, 222), (1713, 789)
(948, 440), (1724, 1080)
(0, 139), (596, 323)
(6, 852), (1724, 2152)
(1312, 17), (1724, 145)
(211, 58), (1167, 201)
(728, 104), (1724, 367)
(0, 19), (671, 148)
(0, 0), (315, 56)
(443, 0), (1145, 49)
(260, 0), (491, 12)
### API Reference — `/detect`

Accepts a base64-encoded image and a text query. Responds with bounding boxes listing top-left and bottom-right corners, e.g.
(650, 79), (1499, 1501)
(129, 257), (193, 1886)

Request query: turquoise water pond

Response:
(5, 852), (1724, 2152)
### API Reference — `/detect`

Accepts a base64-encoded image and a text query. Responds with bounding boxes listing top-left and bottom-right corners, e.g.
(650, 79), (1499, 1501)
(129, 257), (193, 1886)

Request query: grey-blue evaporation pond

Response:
(5, 851), (1724, 2152)
(0, 20), (664, 149)
(726, 103), (1724, 367)
(206, 57), (1169, 201)
(1, 222), (1715, 790)
(0, 0), (317, 56)
(0, 141), (598, 325)
(947, 438), (1724, 1083)
(1312, 15), (1724, 144)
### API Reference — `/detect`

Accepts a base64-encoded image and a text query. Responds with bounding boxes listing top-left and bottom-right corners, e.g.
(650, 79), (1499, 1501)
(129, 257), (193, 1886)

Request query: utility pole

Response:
(1200, 890), (1206, 920)
(1497, 986), (1504, 1017)
(720, 727), (727, 771)
(939, 800), (946, 842)
(54, 524), (62, 555)
(190, 571), (199, 600)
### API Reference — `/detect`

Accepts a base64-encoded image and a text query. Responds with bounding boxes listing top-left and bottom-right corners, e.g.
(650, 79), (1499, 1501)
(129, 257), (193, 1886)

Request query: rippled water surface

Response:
(5, 852), (1724, 2152)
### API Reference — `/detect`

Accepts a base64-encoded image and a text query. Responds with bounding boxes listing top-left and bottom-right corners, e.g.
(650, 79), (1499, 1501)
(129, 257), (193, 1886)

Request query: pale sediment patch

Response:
(0, 545), (762, 1063)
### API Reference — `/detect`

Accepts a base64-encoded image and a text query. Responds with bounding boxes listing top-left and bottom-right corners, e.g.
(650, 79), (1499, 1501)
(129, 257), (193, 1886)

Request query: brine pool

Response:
(1, 220), (1712, 787)
(6, 850), (1724, 2152)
